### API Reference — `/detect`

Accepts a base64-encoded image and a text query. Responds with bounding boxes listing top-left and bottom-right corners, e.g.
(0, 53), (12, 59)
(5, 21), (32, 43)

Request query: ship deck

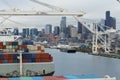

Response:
(0, 74), (116, 80)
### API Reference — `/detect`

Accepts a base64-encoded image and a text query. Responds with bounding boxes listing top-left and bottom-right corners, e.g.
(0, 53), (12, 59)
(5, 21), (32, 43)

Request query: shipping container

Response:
(8, 59), (13, 63)
(12, 42), (18, 45)
(13, 54), (19, 59)
(0, 54), (3, 59)
(0, 42), (3, 46)
(32, 77), (44, 80)
(55, 76), (67, 80)
(31, 54), (36, 58)
(20, 77), (32, 80)
(2, 45), (6, 49)
(41, 59), (51, 62)
(4, 60), (8, 63)
(0, 46), (3, 49)
(22, 54), (32, 59)
(43, 76), (58, 80)
(9, 42), (12, 45)
(0, 78), (8, 80)
(0, 60), (3, 63)
(36, 59), (41, 62)
(9, 78), (20, 80)
(13, 59), (19, 63)
(22, 59), (28, 63)
(4, 54), (9, 59)
(27, 59), (32, 63)
(19, 45), (27, 49)
(31, 58), (36, 62)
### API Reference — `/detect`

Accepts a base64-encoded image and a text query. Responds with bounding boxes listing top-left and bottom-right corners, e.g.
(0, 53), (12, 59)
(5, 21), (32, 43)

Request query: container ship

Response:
(0, 28), (54, 77)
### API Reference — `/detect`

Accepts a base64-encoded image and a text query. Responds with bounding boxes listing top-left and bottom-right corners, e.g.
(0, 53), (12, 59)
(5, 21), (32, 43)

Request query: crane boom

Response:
(30, 0), (64, 12)
(0, 10), (84, 16)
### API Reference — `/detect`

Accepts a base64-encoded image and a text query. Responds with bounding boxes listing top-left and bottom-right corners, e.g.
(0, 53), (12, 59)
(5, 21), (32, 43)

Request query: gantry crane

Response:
(0, 0), (116, 54)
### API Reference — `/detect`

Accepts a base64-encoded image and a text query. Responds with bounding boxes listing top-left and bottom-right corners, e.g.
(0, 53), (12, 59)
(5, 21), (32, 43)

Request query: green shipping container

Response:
(20, 77), (32, 80)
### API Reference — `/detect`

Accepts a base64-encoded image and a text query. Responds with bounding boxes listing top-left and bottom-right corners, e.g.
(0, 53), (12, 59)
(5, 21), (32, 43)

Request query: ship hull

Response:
(0, 62), (54, 77)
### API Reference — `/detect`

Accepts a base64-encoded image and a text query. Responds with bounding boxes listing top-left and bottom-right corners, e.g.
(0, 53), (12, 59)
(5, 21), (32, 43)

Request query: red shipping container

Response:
(19, 45), (27, 49)
(8, 54), (13, 59)
(0, 46), (3, 49)
(0, 60), (3, 63)
(41, 50), (45, 53)
(0, 42), (3, 46)
(55, 76), (68, 80)
(36, 59), (41, 62)
(2, 45), (6, 49)
(49, 56), (53, 62)
(36, 54), (40, 58)
(3, 54), (9, 59)
(8, 59), (13, 63)
(37, 46), (41, 50)
(22, 59), (27, 63)
(15, 49), (18, 52)
(41, 59), (51, 62)
(0, 78), (8, 80)
(39, 53), (50, 59)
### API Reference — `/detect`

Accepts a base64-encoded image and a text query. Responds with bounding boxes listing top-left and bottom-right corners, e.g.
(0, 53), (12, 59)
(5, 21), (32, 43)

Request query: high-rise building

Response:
(78, 21), (82, 33)
(81, 26), (91, 40)
(105, 11), (116, 29)
(23, 28), (29, 38)
(45, 24), (52, 34)
(70, 26), (77, 38)
(30, 28), (38, 37)
(67, 25), (77, 38)
(54, 26), (60, 36)
(60, 16), (66, 38)
(42, 29), (45, 35)
(13, 28), (19, 35)
(98, 19), (105, 31)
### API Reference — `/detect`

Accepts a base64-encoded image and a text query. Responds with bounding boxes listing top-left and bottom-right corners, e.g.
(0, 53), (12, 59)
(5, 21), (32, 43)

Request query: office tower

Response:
(54, 26), (60, 36)
(45, 24), (52, 34)
(60, 16), (66, 38)
(105, 11), (116, 29)
(23, 28), (29, 38)
(78, 21), (82, 33)
(69, 25), (77, 38)
(13, 28), (19, 35)
(30, 28), (38, 37)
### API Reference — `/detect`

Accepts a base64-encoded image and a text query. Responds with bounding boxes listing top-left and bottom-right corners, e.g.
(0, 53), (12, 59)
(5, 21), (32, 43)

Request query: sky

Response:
(0, 0), (120, 30)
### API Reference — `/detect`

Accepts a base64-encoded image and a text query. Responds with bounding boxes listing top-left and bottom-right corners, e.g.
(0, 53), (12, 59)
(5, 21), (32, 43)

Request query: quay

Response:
(0, 75), (116, 80)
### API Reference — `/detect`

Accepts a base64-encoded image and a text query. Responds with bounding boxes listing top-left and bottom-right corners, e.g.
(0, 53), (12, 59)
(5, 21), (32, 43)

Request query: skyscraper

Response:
(54, 26), (60, 36)
(23, 28), (29, 38)
(60, 16), (66, 38)
(45, 24), (52, 34)
(13, 28), (19, 35)
(105, 11), (116, 29)
(66, 25), (78, 38)
(78, 21), (82, 33)
(30, 28), (38, 37)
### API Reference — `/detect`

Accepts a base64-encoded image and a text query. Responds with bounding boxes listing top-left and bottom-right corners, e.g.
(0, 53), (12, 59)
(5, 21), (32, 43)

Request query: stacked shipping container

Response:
(0, 41), (53, 63)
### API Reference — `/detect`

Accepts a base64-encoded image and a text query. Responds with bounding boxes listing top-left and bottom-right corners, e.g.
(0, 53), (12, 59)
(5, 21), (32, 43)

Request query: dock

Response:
(0, 75), (116, 80)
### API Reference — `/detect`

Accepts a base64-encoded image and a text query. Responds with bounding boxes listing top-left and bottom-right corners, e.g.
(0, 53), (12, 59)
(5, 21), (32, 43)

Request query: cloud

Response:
(0, 0), (120, 29)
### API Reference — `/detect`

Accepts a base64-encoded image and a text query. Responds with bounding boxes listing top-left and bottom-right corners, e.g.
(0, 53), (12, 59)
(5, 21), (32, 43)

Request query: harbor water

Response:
(45, 48), (120, 79)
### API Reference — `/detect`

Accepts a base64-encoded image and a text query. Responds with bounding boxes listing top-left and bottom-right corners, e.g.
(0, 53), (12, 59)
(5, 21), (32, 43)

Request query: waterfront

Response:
(45, 48), (120, 79)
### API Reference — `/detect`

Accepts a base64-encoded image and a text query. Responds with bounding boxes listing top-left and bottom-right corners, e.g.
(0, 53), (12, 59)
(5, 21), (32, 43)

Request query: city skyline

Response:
(0, 0), (120, 30)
